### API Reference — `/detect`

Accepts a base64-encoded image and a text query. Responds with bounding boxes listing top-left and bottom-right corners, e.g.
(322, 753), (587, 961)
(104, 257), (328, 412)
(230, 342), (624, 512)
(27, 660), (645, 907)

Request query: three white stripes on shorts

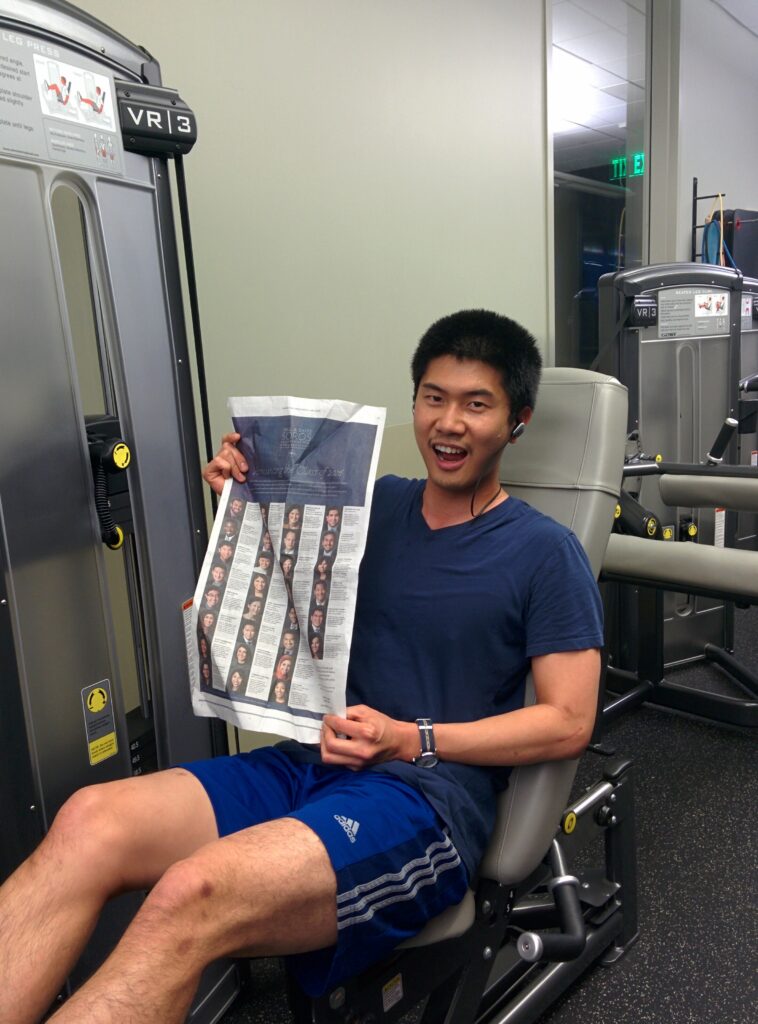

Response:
(336, 832), (461, 930)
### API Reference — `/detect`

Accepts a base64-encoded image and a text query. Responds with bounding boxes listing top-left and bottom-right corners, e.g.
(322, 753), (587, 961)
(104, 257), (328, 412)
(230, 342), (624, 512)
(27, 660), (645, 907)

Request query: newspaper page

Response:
(185, 396), (386, 743)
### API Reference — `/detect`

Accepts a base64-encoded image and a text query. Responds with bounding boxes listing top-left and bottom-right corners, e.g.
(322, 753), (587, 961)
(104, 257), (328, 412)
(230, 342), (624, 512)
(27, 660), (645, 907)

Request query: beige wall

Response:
(83, 0), (551, 437)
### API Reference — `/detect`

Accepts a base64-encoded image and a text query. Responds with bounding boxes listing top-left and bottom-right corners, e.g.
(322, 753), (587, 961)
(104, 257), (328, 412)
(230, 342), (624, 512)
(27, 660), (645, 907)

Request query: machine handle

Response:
(706, 417), (738, 464)
(739, 373), (758, 393)
(516, 840), (586, 963)
(517, 877), (585, 963)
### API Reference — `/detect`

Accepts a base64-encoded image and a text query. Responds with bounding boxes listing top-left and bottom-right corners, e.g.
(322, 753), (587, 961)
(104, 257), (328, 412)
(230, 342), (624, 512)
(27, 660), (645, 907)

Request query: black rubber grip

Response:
(707, 418), (738, 463)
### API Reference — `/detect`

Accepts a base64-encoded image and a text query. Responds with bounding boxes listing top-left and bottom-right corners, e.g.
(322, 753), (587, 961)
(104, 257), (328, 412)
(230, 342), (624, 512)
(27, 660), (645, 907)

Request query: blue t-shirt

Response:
(285, 475), (604, 877)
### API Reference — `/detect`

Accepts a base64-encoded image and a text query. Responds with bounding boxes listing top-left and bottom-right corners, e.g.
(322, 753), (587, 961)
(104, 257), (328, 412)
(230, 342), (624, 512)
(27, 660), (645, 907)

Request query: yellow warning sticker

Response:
(563, 811), (577, 835)
(382, 974), (404, 1013)
(89, 733), (118, 765)
(81, 679), (118, 767)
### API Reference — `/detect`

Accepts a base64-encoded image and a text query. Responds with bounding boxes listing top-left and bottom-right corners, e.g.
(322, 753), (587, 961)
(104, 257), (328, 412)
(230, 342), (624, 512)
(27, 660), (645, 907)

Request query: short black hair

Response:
(411, 309), (542, 414)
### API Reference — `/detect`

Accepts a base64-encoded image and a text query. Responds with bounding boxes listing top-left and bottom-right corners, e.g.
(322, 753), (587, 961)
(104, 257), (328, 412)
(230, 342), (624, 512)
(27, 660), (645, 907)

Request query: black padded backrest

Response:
(480, 367), (627, 883)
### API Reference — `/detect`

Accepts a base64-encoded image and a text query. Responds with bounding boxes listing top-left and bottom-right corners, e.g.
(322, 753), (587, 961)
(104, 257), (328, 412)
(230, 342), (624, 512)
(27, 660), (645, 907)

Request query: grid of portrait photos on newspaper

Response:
(195, 488), (344, 709)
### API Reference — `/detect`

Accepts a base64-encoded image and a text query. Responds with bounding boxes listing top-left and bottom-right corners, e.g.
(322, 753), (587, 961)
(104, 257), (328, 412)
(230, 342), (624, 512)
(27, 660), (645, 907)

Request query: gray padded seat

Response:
(377, 367), (628, 947)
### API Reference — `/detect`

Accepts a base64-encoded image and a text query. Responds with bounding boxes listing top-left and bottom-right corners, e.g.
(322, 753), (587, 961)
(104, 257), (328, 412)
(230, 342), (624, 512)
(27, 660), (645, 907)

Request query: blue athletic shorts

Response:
(181, 746), (469, 996)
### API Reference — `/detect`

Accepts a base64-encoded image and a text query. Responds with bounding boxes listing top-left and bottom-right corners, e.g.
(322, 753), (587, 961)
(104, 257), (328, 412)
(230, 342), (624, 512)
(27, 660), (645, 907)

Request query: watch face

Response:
(414, 752), (438, 768)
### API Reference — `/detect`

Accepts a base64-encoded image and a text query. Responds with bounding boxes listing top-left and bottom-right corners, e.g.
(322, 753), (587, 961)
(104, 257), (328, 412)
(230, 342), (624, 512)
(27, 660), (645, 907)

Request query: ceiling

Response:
(551, 0), (758, 176)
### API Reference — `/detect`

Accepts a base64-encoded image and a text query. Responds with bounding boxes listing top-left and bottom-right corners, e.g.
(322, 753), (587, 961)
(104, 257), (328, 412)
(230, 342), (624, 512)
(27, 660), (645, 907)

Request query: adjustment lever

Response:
(739, 372), (758, 394)
(516, 840), (585, 963)
(86, 416), (132, 550)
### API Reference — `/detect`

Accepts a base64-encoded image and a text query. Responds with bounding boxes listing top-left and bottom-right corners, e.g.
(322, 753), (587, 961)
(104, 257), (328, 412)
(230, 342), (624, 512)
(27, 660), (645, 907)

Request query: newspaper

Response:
(185, 396), (386, 743)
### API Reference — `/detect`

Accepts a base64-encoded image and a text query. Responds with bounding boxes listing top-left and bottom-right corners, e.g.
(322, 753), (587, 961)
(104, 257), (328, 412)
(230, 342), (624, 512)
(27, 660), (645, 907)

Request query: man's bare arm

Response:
(321, 648), (600, 769)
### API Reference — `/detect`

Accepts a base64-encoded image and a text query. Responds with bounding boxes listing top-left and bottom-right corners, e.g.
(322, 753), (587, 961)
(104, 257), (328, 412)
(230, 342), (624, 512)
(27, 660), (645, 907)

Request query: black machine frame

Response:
(285, 758), (637, 1024)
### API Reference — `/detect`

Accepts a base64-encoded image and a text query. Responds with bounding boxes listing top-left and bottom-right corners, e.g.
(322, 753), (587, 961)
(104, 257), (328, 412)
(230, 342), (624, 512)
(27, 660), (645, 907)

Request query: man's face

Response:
(261, 532), (272, 551)
(282, 632), (295, 653)
(413, 355), (519, 495)
(223, 520), (236, 535)
(326, 509), (340, 527)
(242, 624), (255, 641)
(219, 544), (233, 562)
(283, 530), (297, 549)
(314, 583), (326, 602)
(322, 533), (334, 552)
(230, 499), (244, 516)
(257, 555), (271, 571)
(211, 566), (225, 583)
(205, 589), (220, 607)
(311, 609), (324, 628)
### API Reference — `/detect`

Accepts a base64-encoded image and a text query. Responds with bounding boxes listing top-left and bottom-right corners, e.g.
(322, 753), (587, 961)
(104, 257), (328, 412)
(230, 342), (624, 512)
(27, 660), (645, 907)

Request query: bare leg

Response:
(48, 817), (337, 1024)
(0, 769), (218, 1024)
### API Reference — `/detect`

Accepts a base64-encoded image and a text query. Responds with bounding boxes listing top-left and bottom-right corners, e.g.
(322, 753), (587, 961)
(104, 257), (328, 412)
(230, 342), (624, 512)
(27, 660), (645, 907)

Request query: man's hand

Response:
(321, 705), (416, 770)
(202, 433), (248, 495)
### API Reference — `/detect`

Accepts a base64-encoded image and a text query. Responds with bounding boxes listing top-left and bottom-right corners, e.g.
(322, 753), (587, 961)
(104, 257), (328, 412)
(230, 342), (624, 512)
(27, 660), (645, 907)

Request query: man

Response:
(309, 607), (325, 637)
(324, 507), (341, 532)
(240, 622), (257, 647)
(210, 563), (227, 586)
(217, 542), (234, 563)
(282, 529), (298, 557)
(0, 311), (602, 1024)
(280, 631), (297, 657)
(312, 581), (328, 607)
(319, 531), (336, 559)
(221, 519), (238, 542)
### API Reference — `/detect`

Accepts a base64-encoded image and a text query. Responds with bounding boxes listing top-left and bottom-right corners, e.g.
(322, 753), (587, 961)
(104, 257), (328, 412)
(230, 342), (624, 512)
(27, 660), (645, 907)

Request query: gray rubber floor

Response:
(222, 608), (758, 1024)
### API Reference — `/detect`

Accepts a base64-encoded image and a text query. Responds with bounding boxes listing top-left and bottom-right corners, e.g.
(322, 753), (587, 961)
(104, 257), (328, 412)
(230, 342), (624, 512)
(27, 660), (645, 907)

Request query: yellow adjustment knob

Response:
(662, 526), (674, 541)
(112, 442), (131, 470)
(646, 517), (658, 537)
(614, 503), (621, 519)
(107, 526), (125, 550)
(687, 523), (698, 538)
(562, 811), (577, 835)
(655, 453), (663, 463)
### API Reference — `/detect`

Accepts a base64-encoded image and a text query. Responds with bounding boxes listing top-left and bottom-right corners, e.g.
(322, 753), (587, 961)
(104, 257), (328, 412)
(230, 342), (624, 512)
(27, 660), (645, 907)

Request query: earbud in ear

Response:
(511, 421), (525, 439)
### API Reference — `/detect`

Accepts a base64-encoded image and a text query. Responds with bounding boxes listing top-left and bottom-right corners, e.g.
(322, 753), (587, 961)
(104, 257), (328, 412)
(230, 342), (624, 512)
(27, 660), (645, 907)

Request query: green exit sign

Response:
(610, 152), (645, 181)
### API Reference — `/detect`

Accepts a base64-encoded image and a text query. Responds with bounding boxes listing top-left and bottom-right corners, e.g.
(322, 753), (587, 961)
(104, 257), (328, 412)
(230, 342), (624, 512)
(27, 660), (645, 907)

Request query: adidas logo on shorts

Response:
(334, 814), (360, 843)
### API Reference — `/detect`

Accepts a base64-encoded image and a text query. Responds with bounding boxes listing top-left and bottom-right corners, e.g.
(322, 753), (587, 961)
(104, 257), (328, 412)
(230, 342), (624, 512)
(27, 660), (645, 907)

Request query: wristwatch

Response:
(412, 717), (438, 768)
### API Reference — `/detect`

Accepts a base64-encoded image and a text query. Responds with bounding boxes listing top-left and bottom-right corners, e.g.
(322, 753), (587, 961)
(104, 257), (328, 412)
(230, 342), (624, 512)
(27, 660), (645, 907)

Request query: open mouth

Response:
(431, 443), (468, 468)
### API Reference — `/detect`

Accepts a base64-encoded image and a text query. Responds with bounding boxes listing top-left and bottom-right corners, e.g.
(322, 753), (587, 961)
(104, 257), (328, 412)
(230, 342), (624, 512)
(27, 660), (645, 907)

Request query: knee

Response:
(141, 856), (219, 941)
(47, 784), (132, 868)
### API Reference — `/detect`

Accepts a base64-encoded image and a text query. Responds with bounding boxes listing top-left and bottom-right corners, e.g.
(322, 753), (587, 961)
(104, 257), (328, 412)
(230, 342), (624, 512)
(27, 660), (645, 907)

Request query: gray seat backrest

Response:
(480, 367), (627, 883)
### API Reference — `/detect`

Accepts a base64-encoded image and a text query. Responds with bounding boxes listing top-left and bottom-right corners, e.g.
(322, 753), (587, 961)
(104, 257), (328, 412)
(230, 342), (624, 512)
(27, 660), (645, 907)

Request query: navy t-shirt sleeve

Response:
(524, 532), (604, 657)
